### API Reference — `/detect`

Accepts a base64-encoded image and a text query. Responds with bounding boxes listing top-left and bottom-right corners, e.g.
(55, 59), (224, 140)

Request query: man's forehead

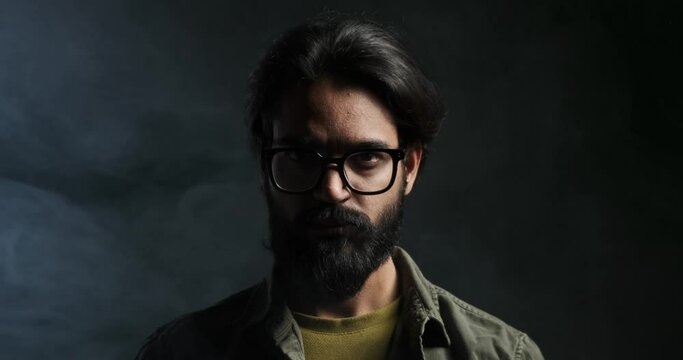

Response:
(269, 79), (400, 150)
(271, 120), (399, 152)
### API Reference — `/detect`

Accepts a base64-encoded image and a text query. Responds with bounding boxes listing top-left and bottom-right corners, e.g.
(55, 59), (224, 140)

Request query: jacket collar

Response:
(393, 247), (451, 352)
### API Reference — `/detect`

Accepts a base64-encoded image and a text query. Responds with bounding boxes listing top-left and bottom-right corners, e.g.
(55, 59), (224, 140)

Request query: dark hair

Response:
(247, 14), (445, 171)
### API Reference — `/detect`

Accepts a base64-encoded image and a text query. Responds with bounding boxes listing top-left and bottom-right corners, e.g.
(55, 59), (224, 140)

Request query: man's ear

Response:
(403, 143), (423, 196)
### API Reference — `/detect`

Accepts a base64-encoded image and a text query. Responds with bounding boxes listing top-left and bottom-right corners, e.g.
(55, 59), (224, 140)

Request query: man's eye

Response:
(355, 153), (380, 163)
(286, 150), (315, 162)
(348, 152), (383, 169)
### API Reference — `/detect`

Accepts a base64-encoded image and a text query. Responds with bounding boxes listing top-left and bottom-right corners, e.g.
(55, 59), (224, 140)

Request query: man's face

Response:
(264, 77), (422, 301)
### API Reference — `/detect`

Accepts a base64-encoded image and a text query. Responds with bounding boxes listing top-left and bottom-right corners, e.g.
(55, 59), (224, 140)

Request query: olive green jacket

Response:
(136, 247), (544, 359)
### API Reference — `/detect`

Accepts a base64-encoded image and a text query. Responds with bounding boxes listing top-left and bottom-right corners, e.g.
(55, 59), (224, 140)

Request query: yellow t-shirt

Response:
(292, 298), (401, 360)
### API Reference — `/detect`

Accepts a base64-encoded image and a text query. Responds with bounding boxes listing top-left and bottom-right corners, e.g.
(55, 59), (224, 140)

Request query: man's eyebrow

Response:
(272, 137), (394, 149)
(348, 140), (393, 149)
(272, 136), (316, 147)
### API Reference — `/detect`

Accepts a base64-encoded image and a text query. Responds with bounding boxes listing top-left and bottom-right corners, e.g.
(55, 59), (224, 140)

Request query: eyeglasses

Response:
(262, 148), (406, 195)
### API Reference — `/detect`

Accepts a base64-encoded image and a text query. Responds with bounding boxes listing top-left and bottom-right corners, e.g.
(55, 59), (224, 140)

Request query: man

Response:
(136, 15), (544, 360)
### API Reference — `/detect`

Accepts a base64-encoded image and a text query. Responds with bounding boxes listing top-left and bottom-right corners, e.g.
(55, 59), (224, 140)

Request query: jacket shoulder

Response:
(135, 283), (265, 360)
(432, 285), (544, 360)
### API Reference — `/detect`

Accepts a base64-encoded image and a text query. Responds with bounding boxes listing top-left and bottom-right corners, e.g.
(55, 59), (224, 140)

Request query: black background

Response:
(1, 0), (681, 359)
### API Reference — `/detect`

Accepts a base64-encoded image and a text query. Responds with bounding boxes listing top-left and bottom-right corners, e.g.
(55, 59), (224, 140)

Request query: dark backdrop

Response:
(1, 0), (681, 359)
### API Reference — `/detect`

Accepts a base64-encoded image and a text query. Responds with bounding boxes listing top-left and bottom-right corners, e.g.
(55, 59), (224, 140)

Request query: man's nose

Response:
(313, 165), (351, 203)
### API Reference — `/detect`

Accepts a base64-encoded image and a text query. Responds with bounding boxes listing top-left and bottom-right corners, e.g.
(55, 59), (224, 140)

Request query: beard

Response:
(266, 185), (405, 302)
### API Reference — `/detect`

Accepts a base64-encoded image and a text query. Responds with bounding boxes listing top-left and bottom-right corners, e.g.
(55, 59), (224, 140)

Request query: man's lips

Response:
(308, 219), (349, 227)
(305, 220), (353, 236)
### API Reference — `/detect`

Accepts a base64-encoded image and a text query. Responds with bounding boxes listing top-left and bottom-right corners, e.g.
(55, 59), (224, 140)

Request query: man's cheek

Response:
(271, 200), (300, 227)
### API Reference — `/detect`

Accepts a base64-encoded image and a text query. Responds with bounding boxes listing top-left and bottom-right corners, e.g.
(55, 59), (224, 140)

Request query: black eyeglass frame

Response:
(262, 147), (406, 195)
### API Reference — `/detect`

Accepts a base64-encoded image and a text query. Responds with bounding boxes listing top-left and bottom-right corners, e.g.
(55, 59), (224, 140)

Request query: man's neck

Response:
(286, 256), (400, 318)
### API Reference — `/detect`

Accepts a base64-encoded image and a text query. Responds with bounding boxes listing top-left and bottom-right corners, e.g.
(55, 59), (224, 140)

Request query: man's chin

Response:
(287, 239), (391, 301)
(304, 223), (355, 240)
(305, 257), (378, 302)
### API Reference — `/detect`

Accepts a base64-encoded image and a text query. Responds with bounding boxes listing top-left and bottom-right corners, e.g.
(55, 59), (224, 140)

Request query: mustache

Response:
(295, 206), (372, 228)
